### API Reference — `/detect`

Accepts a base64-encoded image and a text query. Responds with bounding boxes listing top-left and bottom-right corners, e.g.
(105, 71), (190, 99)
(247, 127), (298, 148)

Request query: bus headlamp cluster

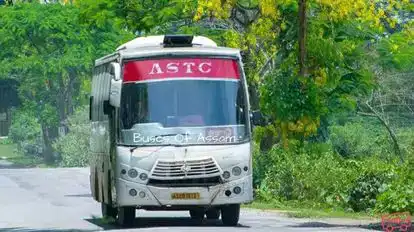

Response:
(232, 166), (242, 176)
(124, 168), (148, 181)
(128, 188), (146, 198)
(223, 171), (231, 179)
(139, 173), (148, 181)
(222, 166), (246, 179)
(128, 169), (138, 178)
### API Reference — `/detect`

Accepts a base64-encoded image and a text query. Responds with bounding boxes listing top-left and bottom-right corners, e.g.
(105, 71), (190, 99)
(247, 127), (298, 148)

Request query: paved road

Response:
(0, 168), (381, 232)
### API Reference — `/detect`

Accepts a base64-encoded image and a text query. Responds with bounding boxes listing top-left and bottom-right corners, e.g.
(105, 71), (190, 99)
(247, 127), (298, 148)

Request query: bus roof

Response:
(95, 46), (241, 66)
(116, 35), (217, 51)
(94, 35), (241, 66)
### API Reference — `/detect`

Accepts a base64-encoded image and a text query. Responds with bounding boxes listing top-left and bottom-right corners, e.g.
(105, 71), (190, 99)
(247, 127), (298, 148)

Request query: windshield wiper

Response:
(128, 144), (144, 154)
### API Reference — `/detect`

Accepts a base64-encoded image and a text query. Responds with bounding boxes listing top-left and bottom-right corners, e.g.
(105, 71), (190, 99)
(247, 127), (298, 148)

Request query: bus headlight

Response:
(223, 171), (231, 179)
(232, 166), (242, 176)
(139, 191), (146, 198)
(139, 173), (148, 181)
(128, 169), (138, 178)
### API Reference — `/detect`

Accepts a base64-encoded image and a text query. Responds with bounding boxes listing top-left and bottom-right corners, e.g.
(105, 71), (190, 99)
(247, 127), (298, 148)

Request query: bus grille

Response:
(148, 176), (221, 187)
(150, 157), (221, 179)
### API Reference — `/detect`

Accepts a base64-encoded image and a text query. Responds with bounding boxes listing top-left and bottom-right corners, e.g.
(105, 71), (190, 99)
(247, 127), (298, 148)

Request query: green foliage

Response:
(347, 171), (391, 212)
(255, 141), (360, 208)
(0, 2), (132, 162)
(0, 3), (89, 127)
(53, 106), (90, 167)
(329, 122), (392, 158)
(0, 2), (131, 124)
(0, 137), (13, 145)
(395, 127), (414, 155)
(375, 154), (414, 214)
(75, 0), (134, 57)
(377, 27), (414, 71)
(8, 108), (43, 156)
(259, 17), (376, 143)
(252, 140), (267, 188)
(253, 134), (400, 212)
(261, 69), (325, 123)
(76, 0), (197, 35)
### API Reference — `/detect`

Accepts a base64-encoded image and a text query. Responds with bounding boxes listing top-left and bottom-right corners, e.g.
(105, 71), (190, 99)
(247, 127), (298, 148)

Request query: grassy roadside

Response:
(0, 142), (54, 168)
(242, 201), (379, 220)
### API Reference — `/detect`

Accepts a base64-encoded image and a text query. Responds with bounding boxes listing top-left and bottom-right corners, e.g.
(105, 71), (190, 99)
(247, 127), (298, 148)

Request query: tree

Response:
(0, 2), (132, 163)
(357, 27), (414, 162)
(298, 0), (307, 77)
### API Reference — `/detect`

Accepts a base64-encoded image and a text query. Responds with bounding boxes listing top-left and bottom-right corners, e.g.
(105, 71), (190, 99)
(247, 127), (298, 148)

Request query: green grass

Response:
(0, 143), (55, 168)
(243, 201), (378, 220)
(283, 208), (376, 219)
(0, 143), (19, 159)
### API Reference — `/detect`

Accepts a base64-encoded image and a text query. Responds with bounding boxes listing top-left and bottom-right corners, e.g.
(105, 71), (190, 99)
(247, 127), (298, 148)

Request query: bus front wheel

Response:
(206, 208), (220, 219)
(221, 204), (240, 226)
(117, 206), (135, 227)
(101, 203), (117, 219)
(189, 208), (205, 222)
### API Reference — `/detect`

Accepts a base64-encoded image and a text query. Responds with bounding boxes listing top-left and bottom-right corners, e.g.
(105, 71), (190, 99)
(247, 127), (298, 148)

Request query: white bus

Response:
(89, 35), (264, 227)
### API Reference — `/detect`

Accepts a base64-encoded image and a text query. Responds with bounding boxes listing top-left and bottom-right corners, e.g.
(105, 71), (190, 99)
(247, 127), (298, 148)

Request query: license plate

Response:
(171, 192), (200, 199)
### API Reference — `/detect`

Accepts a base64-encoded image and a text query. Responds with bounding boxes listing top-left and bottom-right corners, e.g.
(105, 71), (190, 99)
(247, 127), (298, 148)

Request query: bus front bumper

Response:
(116, 175), (253, 207)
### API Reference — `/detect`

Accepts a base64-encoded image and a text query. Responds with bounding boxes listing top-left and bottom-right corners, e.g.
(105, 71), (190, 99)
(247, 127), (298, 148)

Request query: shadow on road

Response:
(0, 228), (95, 232)
(85, 216), (250, 230)
(289, 221), (384, 231)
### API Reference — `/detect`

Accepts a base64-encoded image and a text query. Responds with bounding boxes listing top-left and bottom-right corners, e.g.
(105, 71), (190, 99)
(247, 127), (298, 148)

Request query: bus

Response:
(89, 35), (263, 227)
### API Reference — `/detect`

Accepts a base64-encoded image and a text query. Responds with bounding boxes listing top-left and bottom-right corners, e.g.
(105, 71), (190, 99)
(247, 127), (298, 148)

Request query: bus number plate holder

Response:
(171, 192), (200, 199)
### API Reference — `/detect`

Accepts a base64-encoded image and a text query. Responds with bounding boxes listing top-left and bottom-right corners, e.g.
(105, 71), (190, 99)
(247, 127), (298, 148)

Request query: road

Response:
(0, 168), (381, 232)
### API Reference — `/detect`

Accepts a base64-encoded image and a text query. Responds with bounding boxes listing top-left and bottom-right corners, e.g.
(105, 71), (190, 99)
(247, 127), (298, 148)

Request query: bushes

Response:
(375, 154), (414, 214)
(8, 108), (43, 156)
(253, 137), (406, 213)
(0, 137), (13, 145)
(347, 171), (391, 212)
(53, 106), (90, 167)
(255, 141), (361, 207)
(330, 121), (414, 159)
(329, 122), (391, 158)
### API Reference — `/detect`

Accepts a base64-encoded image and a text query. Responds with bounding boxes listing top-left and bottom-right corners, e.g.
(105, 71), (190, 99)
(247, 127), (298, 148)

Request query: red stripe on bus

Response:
(123, 58), (240, 82)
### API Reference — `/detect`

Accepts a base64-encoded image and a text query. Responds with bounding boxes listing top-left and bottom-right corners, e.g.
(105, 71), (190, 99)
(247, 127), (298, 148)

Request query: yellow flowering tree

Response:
(194, 0), (413, 147)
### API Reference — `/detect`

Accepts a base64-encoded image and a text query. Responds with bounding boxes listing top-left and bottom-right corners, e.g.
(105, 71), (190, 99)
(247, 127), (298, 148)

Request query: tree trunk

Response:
(259, 127), (281, 152)
(58, 73), (69, 136)
(364, 103), (404, 163)
(248, 83), (260, 110)
(66, 69), (77, 116)
(298, 0), (307, 77)
(41, 123), (55, 164)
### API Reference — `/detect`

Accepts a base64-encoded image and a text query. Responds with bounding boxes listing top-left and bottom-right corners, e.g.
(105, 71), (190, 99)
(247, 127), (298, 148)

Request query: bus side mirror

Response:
(110, 62), (121, 81)
(251, 110), (267, 126)
(109, 62), (122, 108)
(109, 78), (122, 108)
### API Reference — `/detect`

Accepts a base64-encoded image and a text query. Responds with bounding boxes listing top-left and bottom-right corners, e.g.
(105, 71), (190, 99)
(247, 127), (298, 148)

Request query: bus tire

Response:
(117, 206), (135, 227)
(206, 208), (220, 219)
(101, 202), (117, 219)
(189, 208), (204, 222)
(221, 204), (240, 226)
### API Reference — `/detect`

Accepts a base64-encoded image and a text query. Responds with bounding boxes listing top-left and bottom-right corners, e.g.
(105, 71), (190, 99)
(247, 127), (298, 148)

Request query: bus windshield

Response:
(118, 57), (249, 146)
